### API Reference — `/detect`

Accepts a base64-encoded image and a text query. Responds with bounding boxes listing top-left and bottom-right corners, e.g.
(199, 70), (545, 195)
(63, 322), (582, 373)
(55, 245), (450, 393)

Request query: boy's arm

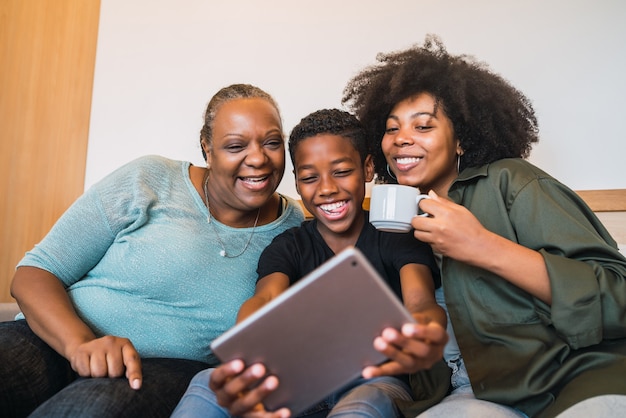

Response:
(363, 263), (448, 378)
(236, 272), (290, 323)
(400, 263), (447, 328)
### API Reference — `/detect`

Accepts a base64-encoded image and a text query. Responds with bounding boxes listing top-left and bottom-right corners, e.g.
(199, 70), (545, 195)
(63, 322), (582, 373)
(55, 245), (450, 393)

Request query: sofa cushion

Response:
(0, 303), (20, 322)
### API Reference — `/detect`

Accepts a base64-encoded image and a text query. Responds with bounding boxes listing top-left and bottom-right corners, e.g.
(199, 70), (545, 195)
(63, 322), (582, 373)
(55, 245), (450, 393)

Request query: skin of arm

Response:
(413, 191), (552, 304)
(11, 266), (143, 389)
(362, 263), (449, 378)
(236, 273), (290, 323)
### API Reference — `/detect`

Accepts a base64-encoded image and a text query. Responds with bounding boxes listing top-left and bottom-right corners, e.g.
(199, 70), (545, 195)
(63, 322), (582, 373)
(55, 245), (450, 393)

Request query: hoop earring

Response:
(386, 164), (397, 181)
(456, 153), (461, 173)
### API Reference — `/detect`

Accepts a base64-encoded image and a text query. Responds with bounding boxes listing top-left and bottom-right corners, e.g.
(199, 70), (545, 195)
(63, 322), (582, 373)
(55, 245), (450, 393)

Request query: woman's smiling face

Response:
(204, 97), (285, 215)
(382, 93), (461, 196)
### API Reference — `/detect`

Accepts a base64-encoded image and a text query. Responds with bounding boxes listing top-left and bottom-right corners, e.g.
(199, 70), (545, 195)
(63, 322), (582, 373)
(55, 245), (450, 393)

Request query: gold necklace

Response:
(203, 173), (260, 258)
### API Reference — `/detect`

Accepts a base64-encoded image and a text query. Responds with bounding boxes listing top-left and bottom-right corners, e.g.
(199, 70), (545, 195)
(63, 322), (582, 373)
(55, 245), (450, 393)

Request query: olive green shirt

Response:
(444, 158), (626, 417)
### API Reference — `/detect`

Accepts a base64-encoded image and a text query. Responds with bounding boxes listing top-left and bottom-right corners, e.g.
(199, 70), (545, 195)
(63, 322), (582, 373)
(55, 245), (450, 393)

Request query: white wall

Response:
(87, 0), (626, 199)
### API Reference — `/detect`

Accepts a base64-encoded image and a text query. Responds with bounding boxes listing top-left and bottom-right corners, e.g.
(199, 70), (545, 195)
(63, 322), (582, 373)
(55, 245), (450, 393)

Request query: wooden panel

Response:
(576, 190), (626, 245)
(0, 0), (101, 302)
(595, 212), (626, 247)
(575, 189), (626, 212)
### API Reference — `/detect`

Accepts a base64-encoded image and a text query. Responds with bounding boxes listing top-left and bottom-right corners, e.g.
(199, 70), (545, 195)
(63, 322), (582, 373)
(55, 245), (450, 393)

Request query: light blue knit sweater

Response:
(18, 155), (304, 364)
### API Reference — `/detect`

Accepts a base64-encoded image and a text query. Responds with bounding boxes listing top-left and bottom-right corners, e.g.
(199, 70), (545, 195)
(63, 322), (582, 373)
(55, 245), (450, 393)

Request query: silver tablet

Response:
(210, 246), (415, 415)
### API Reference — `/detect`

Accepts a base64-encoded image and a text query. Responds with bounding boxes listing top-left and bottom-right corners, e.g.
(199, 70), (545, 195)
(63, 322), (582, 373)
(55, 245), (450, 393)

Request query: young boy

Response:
(172, 109), (447, 418)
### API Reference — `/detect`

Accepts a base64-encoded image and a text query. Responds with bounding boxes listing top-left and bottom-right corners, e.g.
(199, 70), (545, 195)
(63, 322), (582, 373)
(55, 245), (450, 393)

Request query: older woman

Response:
(343, 36), (626, 418)
(0, 84), (304, 418)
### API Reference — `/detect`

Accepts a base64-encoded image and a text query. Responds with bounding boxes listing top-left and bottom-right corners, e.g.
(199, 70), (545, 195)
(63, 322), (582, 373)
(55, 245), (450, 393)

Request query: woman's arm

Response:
(413, 191), (552, 303)
(11, 266), (143, 389)
(415, 185), (626, 347)
(12, 266), (96, 358)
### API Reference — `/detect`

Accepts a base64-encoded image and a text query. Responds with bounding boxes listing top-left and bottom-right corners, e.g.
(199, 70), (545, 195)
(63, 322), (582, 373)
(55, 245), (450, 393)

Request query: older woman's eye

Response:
(265, 138), (284, 149)
(225, 144), (244, 152)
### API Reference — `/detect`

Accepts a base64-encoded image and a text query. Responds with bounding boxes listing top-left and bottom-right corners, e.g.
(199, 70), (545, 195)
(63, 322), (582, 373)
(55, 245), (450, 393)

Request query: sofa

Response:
(0, 302), (20, 322)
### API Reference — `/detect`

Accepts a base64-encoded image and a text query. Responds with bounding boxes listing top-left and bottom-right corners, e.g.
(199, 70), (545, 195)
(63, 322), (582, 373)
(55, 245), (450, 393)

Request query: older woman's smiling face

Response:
(382, 93), (461, 196)
(205, 98), (285, 217)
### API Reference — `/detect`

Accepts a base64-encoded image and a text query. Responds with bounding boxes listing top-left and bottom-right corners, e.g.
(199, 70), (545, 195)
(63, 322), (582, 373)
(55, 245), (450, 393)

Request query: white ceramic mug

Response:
(369, 184), (429, 232)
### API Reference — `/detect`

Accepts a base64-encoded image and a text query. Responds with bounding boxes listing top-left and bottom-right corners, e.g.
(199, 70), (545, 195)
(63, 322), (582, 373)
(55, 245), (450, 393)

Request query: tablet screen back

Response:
(210, 246), (415, 415)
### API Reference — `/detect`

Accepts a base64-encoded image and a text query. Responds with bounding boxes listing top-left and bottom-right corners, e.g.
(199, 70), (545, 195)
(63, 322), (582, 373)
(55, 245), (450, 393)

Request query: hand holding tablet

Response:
(210, 247), (415, 415)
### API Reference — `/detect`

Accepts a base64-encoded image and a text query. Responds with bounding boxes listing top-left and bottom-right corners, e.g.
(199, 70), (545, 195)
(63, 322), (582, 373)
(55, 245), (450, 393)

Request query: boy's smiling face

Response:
(294, 134), (374, 241)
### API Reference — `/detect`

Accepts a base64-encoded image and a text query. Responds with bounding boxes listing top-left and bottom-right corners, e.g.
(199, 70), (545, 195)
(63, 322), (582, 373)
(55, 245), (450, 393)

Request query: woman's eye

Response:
(225, 144), (244, 152)
(265, 139), (283, 149)
(384, 127), (398, 133)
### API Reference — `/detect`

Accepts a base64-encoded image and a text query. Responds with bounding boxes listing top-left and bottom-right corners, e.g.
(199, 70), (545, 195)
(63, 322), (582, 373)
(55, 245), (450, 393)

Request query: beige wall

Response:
(87, 1), (626, 196)
(0, 0), (100, 302)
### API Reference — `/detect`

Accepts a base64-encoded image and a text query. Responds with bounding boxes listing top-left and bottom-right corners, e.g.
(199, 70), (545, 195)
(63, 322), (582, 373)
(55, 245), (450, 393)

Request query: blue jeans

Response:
(0, 320), (209, 418)
(555, 395), (626, 417)
(172, 368), (413, 417)
(414, 384), (527, 418)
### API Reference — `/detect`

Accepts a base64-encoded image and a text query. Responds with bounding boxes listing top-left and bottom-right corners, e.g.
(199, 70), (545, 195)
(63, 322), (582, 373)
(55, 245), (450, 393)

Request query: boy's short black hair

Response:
(288, 109), (369, 166)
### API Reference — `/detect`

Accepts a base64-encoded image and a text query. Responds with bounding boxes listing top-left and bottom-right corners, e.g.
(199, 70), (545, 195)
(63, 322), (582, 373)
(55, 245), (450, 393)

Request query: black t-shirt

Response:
(256, 212), (440, 300)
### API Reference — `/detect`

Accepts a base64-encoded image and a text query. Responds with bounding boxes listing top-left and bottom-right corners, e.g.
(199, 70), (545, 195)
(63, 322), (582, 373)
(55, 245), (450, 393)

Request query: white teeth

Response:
(242, 177), (267, 183)
(396, 157), (421, 164)
(320, 201), (347, 213)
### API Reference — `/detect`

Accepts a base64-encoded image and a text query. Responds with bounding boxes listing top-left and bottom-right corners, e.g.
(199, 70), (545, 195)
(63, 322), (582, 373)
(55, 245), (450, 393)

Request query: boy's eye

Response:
(298, 175), (317, 184)
(335, 169), (353, 177)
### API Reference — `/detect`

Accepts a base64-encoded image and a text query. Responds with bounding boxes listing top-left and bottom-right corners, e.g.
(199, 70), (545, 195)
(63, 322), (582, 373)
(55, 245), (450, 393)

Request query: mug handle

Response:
(415, 194), (430, 217)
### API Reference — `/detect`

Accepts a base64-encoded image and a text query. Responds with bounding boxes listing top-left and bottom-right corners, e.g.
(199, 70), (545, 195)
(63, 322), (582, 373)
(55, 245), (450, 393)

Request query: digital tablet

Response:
(210, 246), (415, 415)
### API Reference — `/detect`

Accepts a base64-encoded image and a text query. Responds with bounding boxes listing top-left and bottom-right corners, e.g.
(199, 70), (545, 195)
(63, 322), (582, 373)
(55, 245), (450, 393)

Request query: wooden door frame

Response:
(0, 0), (101, 301)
